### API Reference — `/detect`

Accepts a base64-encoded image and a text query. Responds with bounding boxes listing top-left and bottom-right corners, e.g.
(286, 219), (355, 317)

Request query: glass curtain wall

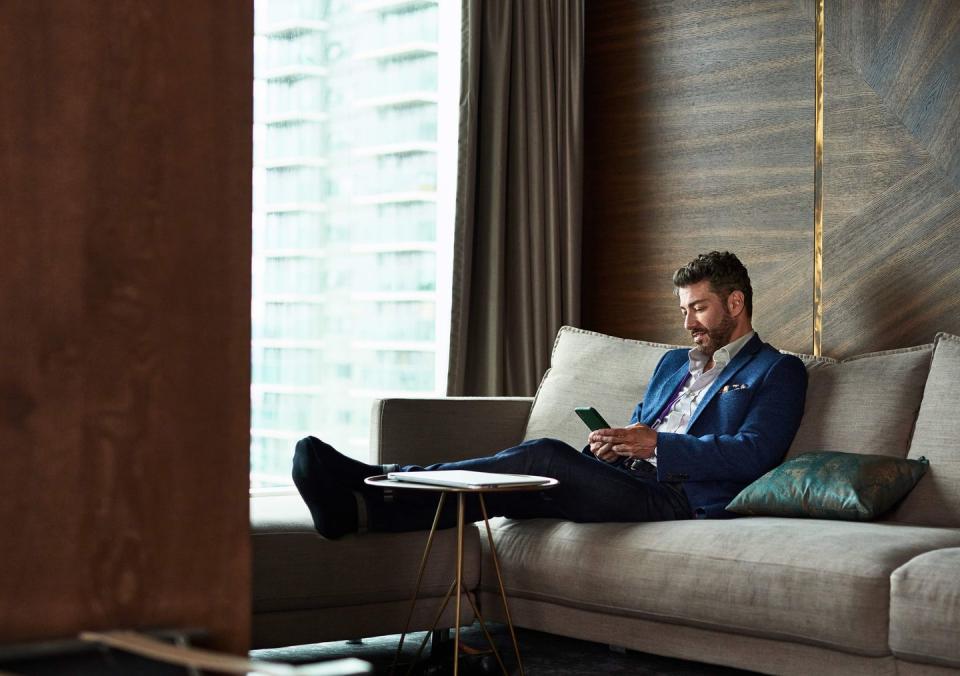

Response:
(252, 0), (459, 489)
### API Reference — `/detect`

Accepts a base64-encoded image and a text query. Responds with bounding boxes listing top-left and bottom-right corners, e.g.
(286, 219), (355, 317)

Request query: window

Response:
(252, 0), (460, 489)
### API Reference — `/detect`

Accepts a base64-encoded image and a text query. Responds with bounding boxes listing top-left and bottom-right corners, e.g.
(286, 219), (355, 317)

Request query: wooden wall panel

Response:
(0, 1), (252, 653)
(585, 0), (960, 359)
(584, 0), (815, 353)
(813, 0), (960, 357)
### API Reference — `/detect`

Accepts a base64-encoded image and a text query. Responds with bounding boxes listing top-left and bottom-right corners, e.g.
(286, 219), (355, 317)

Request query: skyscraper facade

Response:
(252, 0), (454, 488)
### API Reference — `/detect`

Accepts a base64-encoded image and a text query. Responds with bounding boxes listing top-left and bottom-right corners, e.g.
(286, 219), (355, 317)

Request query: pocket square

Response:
(722, 383), (748, 393)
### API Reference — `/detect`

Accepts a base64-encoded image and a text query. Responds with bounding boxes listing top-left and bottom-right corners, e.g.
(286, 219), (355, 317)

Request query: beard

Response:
(692, 312), (737, 357)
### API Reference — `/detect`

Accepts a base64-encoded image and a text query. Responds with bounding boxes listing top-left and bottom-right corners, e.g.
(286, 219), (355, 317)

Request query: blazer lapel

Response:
(685, 334), (762, 431)
(642, 361), (690, 427)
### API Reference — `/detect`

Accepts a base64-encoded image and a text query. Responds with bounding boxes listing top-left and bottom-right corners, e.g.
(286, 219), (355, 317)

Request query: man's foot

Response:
(297, 435), (394, 490)
(292, 438), (360, 539)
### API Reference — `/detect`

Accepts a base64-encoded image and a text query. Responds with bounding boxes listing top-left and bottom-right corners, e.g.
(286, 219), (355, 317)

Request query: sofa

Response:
(251, 326), (960, 675)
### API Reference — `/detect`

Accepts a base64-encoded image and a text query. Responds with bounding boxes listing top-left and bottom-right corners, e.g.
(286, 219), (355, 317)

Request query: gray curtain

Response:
(447, 0), (583, 397)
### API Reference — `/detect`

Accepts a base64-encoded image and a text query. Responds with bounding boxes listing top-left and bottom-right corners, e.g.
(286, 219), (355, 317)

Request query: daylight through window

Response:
(251, 0), (460, 490)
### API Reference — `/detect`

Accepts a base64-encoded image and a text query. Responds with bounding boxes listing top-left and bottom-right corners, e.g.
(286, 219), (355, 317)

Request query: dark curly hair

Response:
(673, 251), (753, 317)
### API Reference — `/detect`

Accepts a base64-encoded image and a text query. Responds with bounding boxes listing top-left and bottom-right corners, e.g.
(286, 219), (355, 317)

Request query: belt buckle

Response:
(625, 458), (646, 472)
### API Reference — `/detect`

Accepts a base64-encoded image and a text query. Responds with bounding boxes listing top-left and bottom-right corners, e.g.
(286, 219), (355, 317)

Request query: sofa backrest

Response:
(523, 326), (952, 527)
(523, 326), (830, 452)
(522, 327), (679, 449)
(524, 325), (934, 454)
(891, 333), (960, 527)
(785, 344), (934, 461)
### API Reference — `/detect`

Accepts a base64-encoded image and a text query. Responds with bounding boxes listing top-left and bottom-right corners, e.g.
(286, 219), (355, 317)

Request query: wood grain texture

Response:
(800, 0), (960, 356)
(0, 1), (252, 653)
(585, 0), (960, 359)
(584, 0), (815, 353)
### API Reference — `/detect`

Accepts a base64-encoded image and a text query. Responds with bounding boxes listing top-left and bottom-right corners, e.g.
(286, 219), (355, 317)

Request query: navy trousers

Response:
(373, 438), (693, 532)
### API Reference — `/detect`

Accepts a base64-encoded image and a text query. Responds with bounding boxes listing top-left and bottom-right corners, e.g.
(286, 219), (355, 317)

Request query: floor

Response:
(252, 621), (758, 675)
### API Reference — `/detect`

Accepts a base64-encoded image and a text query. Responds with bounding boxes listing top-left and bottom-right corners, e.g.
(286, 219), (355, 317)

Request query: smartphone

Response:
(574, 406), (611, 431)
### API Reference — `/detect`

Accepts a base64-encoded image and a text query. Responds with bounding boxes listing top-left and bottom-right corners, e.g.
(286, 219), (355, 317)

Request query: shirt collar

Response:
(688, 330), (755, 375)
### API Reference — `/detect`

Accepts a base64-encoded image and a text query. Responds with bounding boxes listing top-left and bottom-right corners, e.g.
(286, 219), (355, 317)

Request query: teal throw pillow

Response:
(727, 451), (929, 520)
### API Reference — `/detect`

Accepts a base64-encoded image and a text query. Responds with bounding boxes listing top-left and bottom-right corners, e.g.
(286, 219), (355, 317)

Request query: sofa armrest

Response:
(370, 397), (534, 466)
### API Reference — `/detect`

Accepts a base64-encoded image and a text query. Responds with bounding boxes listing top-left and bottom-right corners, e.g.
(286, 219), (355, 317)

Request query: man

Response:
(294, 251), (807, 538)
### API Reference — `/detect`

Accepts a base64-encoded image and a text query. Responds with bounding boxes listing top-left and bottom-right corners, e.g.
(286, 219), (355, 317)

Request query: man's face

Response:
(677, 280), (737, 356)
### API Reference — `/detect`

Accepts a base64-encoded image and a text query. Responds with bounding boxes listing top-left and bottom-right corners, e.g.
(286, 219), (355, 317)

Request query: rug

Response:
(251, 621), (757, 675)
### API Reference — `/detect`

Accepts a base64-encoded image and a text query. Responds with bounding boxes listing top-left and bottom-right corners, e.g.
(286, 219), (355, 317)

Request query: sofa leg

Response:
(609, 644), (627, 654)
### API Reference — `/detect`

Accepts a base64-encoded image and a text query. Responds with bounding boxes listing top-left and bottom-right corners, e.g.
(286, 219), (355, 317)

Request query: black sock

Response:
(292, 438), (358, 539)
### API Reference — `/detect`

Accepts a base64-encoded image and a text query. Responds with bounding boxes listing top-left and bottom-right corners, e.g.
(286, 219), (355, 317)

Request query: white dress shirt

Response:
(646, 331), (755, 467)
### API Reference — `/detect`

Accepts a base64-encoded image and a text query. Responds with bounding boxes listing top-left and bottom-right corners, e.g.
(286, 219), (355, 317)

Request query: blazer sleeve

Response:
(654, 354), (808, 484)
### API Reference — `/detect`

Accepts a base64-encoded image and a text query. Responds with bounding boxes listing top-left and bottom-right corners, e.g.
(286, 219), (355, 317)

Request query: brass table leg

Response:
(405, 578), (457, 674)
(458, 579), (508, 674)
(390, 492), (447, 675)
(453, 492), (465, 676)
(479, 494), (525, 676)
(390, 488), (528, 676)
(412, 492), (509, 676)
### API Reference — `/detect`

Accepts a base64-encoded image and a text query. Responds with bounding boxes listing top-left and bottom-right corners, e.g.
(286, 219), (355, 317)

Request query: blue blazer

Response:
(630, 334), (807, 518)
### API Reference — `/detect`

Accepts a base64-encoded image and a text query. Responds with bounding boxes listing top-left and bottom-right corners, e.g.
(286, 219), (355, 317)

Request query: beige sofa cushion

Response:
(894, 333), (960, 527)
(890, 547), (960, 668)
(251, 494), (480, 613)
(522, 326), (680, 448)
(786, 344), (933, 460)
(481, 517), (960, 656)
(782, 349), (837, 370)
(523, 326), (834, 452)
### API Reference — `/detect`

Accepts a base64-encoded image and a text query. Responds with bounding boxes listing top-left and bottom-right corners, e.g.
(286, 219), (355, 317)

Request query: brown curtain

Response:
(447, 0), (583, 397)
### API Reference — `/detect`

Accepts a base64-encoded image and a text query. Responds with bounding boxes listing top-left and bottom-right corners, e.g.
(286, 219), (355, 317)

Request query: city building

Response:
(251, 0), (457, 487)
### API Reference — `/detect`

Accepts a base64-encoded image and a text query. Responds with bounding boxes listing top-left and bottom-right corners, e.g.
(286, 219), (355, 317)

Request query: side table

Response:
(364, 474), (558, 676)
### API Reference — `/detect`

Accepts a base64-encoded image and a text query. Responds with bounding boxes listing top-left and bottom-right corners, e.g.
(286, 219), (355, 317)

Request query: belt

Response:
(622, 457), (657, 474)
(622, 457), (686, 496)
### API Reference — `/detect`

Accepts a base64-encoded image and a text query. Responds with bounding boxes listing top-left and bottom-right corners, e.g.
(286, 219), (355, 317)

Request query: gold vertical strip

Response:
(813, 0), (825, 357)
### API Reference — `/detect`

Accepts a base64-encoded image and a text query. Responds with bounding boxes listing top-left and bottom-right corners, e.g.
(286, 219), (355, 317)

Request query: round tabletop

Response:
(364, 474), (559, 493)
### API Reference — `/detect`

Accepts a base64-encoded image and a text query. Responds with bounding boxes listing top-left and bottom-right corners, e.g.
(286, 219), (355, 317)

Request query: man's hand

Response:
(589, 423), (657, 462)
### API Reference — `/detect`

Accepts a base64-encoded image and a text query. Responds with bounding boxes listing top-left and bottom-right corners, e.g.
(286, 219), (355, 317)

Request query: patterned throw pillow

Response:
(727, 452), (929, 520)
